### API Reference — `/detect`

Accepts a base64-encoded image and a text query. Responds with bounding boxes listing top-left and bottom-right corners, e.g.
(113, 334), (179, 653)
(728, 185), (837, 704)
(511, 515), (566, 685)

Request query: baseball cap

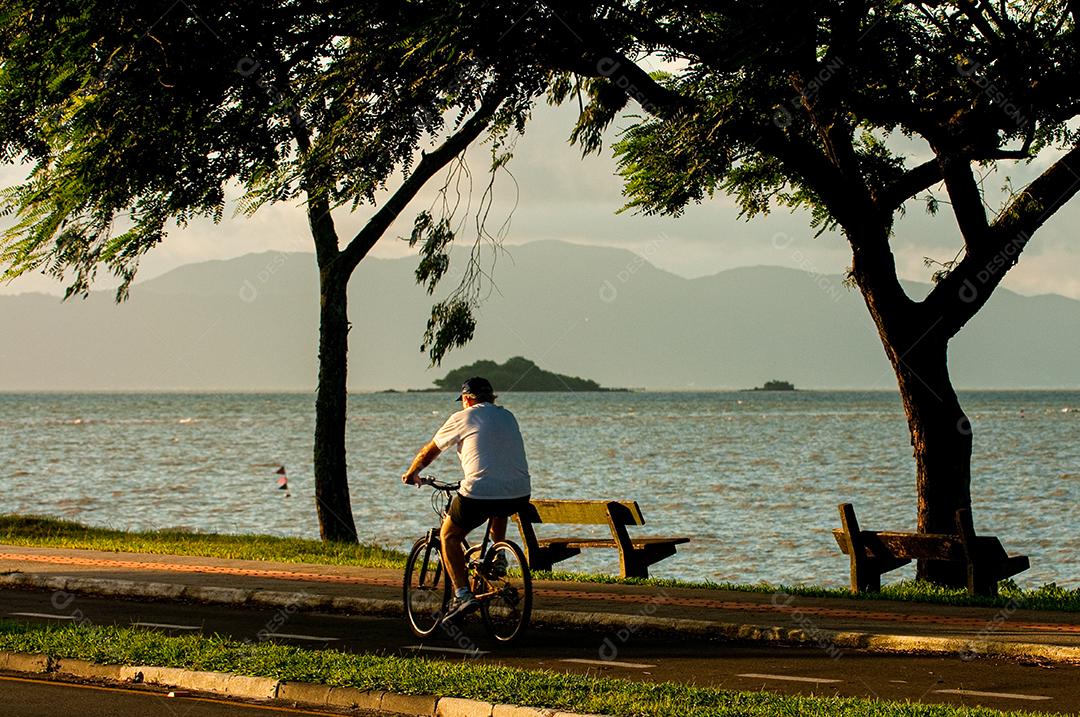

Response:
(455, 376), (495, 401)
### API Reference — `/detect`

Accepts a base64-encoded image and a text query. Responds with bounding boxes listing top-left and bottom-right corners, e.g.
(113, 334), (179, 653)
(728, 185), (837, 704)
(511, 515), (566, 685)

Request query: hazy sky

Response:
(3, 102), (1079, 300)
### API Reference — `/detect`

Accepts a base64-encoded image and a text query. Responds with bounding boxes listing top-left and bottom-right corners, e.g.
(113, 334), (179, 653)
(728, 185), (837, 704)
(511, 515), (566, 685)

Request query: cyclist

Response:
(402, 376), (531, 623)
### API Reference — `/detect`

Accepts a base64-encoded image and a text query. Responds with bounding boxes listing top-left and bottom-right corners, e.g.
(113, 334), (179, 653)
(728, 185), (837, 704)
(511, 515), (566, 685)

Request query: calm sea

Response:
(1, 391), (1076, 588)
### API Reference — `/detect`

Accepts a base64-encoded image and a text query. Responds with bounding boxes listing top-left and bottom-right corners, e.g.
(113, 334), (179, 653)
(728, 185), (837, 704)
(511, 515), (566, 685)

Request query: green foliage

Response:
(0, 1), (545, 300)
(420, 296), (477, 367)
(542, 1), (1080, 239)
(615, 112), (726, 216)
(566, 77), (631, 156)
(410, 211), (455, 296)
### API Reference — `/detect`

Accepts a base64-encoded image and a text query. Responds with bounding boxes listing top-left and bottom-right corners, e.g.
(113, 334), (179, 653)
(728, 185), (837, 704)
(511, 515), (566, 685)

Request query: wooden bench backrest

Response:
(870, 532), (964, 560)
(836, 504), (1010, 561)
(519, 499), (645, 526)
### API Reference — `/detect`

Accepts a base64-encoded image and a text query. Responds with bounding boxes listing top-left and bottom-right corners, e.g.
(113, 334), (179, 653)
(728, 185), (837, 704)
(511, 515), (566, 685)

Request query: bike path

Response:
(1, 544), (1077, 659)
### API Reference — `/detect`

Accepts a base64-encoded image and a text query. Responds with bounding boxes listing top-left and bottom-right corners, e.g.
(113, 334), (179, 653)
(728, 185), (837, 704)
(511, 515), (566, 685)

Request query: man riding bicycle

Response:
(402, 376), (531, 623)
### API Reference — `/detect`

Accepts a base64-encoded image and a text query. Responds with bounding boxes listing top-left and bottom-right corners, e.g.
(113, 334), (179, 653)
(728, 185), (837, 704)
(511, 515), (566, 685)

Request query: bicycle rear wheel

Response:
(476, 540), (531, 643)
(403, 536), (450, 637)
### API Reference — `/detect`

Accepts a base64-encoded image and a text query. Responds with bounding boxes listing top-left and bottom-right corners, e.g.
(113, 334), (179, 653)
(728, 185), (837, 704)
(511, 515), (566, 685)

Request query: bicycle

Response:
(402, 476), (532, 643)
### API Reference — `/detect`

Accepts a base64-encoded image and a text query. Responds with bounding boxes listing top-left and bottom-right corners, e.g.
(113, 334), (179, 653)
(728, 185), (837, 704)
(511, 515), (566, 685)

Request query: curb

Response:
(2, 572), (1078, 664)
(0, 650), (604, 717)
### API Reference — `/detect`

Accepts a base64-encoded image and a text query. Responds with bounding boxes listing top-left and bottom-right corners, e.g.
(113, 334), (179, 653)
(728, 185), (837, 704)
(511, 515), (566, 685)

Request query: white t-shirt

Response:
(432, 402), (531, 499)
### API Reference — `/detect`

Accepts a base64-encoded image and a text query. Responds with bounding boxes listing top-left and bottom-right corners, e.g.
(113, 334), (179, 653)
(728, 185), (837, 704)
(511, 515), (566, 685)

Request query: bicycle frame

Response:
(403, 475), (532, 642)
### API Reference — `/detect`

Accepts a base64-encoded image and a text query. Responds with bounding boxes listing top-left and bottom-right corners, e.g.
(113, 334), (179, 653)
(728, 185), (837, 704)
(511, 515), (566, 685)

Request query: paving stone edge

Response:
(0, 649), (602, 717)
(2, 572), (1077, 664)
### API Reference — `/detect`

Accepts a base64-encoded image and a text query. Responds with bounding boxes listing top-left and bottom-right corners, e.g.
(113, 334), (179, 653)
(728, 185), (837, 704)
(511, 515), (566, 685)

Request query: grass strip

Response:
(0, 621), (1062, 717)
(534, 570), (1080, 613)
(0, 514), (407, 569)
(3, 514), (1077, 612)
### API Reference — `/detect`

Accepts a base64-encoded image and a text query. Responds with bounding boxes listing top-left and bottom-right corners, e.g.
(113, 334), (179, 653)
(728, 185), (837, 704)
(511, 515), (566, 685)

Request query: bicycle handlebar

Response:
(415, 475), (460, 491)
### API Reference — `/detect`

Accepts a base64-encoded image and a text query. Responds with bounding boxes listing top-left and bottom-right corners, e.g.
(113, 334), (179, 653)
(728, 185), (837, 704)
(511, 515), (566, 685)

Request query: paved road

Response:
(0, 674), (365, 716)
(3, 545), (1077, 649)
(0, 589), (1076, 714)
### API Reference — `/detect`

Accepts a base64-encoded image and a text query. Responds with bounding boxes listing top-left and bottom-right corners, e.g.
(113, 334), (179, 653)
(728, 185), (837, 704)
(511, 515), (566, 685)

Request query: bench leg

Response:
(852, 557), (910, 593)
(525, 545), (581, 573)
(620, 544), (682, 580)
(967, 567), (998, 597)
(851, 554), (880, 593)
(524, 549), (554, 573)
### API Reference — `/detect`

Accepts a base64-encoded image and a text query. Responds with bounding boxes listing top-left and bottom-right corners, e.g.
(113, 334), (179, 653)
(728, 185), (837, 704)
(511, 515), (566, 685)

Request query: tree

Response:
(0, 1), (544, 541)
(444, 0), (1079, 583)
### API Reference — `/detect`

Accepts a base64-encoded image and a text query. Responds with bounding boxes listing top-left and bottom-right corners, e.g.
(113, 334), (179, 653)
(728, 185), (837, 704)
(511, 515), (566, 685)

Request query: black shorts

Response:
(448, 494), (531, 533)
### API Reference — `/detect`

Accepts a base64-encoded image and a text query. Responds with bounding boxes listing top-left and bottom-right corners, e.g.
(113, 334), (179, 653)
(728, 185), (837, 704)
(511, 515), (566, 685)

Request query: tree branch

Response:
(937, 154), (989, 250)
(879, 158), (942, 212)
(925, 142), (1080, 337)
(337, 92), (505, 276)
(259, 49), (342, 268)
(1070, 0), (1080, 53)
(993, 142), (1080, 238)
(554, 47), (691, 119)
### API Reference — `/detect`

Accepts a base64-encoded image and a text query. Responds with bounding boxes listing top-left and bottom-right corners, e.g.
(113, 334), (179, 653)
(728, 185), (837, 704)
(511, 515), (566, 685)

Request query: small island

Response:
(430, 356), (623, 392)
(752, 380), (796, 391)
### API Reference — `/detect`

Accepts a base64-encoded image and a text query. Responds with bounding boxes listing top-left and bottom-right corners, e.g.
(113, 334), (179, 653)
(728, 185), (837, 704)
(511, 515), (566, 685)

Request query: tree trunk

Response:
(312, 265), (359, 542)
(890, 335), (972, 586)
(852, 237), (972, 587)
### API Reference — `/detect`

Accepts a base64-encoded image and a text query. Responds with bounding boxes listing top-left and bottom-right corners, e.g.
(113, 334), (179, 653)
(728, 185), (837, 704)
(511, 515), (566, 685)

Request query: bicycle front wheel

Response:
(477, 540), (532, 643)
(403, 536), (450, 638)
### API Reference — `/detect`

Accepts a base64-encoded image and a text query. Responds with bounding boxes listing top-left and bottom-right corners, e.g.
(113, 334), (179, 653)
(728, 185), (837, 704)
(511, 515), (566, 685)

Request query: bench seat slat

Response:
(538, 536), (691, 550)
(832, 529), (1011, 562)
(872, 532), (964, 561)
(832, 527), (961, 560)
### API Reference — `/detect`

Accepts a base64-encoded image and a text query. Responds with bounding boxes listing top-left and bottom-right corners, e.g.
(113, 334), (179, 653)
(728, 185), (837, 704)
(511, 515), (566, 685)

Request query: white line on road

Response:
(934, 689), (1052, 701)
(9, 612), (76, 620)
(738, 673), (843, 684)
(561, 658), (657, 669)
(130, 622), (202, 631)
(404, 645), (490, 656)
(268, 633), (339, 642)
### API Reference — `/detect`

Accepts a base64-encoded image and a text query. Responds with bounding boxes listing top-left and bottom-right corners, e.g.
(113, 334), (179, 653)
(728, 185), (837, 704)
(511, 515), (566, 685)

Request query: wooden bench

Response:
(512, 499), (690, 579)
(832, 503), (1029, 596)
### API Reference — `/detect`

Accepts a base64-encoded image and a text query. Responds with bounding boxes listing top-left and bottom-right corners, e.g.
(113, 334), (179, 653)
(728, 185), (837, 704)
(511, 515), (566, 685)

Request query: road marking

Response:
(934, 689), (1052, 701)
(131, 622), (201, 631)
(403, 645), (490, 656)
(561, 658), (657, 669)
(268, 633), (339, 642)
(738, 673), (843, 684)
(9, 612), (76, 620)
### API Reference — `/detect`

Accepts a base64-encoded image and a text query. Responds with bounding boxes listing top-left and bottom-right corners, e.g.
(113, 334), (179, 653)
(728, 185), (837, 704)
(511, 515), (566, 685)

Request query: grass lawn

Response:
(2, 514), (1077, 612)
(0, 514), (406, 569)
(0, 621), (1065, 717)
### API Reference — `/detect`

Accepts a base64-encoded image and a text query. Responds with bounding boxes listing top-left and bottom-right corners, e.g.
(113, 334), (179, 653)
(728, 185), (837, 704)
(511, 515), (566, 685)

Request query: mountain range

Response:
(1, 240), (1077, 390)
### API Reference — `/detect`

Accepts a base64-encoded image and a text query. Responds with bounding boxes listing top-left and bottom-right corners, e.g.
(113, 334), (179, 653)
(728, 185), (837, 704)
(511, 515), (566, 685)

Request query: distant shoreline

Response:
(2, 388), (1079, 395)
(387, 387), (633, 394)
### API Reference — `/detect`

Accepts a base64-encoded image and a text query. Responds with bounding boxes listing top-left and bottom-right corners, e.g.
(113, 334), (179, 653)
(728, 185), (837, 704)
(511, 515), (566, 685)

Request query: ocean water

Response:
(0, 391), (1076, 589)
